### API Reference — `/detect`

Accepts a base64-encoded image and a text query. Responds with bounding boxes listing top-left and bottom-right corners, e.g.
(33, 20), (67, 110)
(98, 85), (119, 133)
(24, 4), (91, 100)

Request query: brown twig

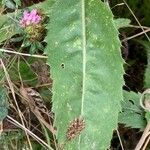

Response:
(0, 121), (3, 135)
(135, 121), (150, 150)
(122, 28), (150, 42)
(142, 132), (150, 150)
(135, 89), (150, 150)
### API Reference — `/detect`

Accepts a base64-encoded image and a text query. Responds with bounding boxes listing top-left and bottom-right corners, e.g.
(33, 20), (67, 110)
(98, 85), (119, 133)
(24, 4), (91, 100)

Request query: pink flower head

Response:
(30, 9), (37, 16)
(20, 9), (41, 27)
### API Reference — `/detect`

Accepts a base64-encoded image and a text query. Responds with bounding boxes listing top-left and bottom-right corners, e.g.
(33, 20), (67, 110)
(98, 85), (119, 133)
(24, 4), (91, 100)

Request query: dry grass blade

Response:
(0, 121), (3, 135)
(142, 133), (150, 150)
(0, 49), (47, 59)
(0, 59), (33, 150)
(122, 0), (150, 41)
(122, 28), (150, 42)
(116, 129), (124, 150)
(6, 115), (54, 150)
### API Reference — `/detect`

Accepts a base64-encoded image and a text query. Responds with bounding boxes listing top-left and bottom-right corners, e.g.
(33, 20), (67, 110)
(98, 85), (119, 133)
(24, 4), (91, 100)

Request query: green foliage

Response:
(119, 90), (146, 129)
(32, 0), (55, 14)
(22, 40), (45, 54)
(40, 88), (52, 102)
(0, 131), (23, 143)
(0, 0), (2, 6)
(31, 142), (44, 150)
(13, 0), (21, 6)
(145, 111), (150, 122)
(138, 41), (150, 88)
(0, 131), (27, 150)
(141, 0), (150, 25)
(114, 18), (131, 29)
(2, 0), (21, 8)
(0, 0), (54, 44)
(8, 58), (37, 86)
(0, 15), (16, 44)
(111, 0), (150, 26)
(0, 65), (8, 121)
(1, 0), (148, 149)
(0, 86), (8, 121)
(2, 0), (16, 9)
(46, 0), (124, 149)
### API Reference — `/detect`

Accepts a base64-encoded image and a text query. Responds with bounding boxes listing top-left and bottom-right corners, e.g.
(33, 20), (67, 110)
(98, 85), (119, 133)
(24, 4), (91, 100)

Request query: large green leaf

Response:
(46, 0), (124, 149)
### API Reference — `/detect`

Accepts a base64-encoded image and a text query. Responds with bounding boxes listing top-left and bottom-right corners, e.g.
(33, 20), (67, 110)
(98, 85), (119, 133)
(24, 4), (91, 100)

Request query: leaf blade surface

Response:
(46, 0), (124, 149)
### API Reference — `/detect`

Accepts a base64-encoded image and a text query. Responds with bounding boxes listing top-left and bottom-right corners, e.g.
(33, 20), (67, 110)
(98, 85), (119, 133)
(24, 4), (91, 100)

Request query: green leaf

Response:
(0, 130), (25, 149)
(0, 87), (8, 121)
(0, 130), (23, 144)
(0, 15), (16, 44)
(2, 0), (16, 9)
(0, 0), (2, 6)
(8, 59), (37, 86)
(0, 58), (8, 122)
(145, 111), (150, 122)
(119, 90), (146, 129)
(114, 18), (131, 29)
(46, 0), (124, 149)
(13, 0), (21, 6)
(137, 41), (150, 88)
(31, 0), (55, 14)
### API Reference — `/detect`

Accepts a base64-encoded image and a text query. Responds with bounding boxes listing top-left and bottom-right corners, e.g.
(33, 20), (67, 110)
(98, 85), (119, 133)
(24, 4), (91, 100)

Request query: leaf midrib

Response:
(81, 0), (86, 116)
(78, 0), (86, 148)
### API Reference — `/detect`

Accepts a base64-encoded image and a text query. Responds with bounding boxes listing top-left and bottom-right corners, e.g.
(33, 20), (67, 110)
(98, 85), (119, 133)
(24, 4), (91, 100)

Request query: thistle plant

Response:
(20, 9), (45, 53)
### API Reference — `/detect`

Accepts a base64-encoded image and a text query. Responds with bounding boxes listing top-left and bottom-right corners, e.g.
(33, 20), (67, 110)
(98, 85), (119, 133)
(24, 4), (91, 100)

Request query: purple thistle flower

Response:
(30, 9), (37, 16)
(20, 9), (41, 27)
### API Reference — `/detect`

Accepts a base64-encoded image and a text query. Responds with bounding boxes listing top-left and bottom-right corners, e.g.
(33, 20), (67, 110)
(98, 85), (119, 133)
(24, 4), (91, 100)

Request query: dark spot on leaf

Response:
(129, 99), (134, 105)
(61, 63), (65, 69)
(136, 112), (142, 115)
